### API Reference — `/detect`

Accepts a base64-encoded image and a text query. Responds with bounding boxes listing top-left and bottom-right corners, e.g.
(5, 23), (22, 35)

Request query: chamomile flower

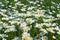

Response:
(26, 18), (35, 24)
(22, 32), (33, 40)
(0, 21), (3, 24)
(42, 36), (48, 40)
(1, 9), (7, 13)
(57, 14), (60, 18)
(20, 22), (27, 28)
(23, 27), (30, 32)
(2, 17), (9, 21)
(46, 28), (55, 33)
(35, 23), (42, 28)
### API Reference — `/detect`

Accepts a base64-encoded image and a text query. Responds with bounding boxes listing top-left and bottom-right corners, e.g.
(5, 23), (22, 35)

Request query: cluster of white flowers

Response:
(0, 0), (60, 40)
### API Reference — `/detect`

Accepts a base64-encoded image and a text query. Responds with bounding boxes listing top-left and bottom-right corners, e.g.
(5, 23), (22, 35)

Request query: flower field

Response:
(0, 0), (60, 40)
